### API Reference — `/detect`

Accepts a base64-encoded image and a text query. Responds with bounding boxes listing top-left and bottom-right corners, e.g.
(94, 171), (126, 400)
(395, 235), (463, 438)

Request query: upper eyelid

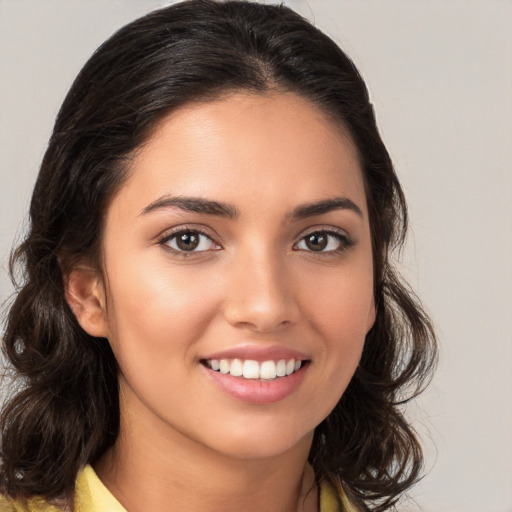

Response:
(158, 225), (220, 243)
(158, 227), (222, 256)
(156, 224), (352, 247)
(293, 226), (355, 251)
(295, 225), (351, 240)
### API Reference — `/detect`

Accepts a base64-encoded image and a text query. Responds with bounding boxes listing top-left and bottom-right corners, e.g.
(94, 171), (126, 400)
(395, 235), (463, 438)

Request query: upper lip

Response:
(202, 344), (309, 362)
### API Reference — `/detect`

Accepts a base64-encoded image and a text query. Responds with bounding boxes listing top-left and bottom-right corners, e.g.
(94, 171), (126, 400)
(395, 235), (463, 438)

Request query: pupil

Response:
(306, 233), (327, 251)
(177, 232), (199, 251)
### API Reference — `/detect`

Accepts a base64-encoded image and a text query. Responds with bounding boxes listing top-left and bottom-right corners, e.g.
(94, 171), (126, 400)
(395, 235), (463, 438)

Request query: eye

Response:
(160, 229), (220, 253)
(295, 230), (353, 253)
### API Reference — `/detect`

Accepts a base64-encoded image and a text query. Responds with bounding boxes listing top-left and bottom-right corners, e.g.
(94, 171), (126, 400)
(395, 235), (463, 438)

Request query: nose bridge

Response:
(223, 241), (298, 332)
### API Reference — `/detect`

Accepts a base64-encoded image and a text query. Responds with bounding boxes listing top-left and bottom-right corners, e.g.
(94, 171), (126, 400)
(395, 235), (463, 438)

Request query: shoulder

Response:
(0, 495), (16, 512)
(0, 494), (62, 512)
(319, 477), (369, 512)
(0, 465), (124, 512)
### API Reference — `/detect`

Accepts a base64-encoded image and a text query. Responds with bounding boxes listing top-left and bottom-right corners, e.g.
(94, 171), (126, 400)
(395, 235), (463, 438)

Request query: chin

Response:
(199, 421), (315, 461)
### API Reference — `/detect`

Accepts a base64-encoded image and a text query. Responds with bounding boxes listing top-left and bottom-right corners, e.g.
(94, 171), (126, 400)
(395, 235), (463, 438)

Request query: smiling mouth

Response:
(201, 358), (306, 380)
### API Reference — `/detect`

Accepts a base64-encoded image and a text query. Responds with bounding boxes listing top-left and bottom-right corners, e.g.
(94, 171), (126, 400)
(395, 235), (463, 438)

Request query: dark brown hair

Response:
(1, 1), (437, 510)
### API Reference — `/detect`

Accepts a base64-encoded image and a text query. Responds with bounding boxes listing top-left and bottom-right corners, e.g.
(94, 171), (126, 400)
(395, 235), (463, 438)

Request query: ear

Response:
(65, 266), (108, 338)
(366, 298), (377, 333)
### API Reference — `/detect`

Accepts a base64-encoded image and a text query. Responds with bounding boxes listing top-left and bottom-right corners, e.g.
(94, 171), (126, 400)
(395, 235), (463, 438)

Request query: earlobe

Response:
(65, 267), (108, 338)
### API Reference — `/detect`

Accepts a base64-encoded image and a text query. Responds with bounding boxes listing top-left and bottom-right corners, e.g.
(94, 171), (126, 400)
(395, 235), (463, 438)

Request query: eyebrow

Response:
(140, 196), (239, 218)
(140, 195), (362, 220)
(289, 197), (363, 220)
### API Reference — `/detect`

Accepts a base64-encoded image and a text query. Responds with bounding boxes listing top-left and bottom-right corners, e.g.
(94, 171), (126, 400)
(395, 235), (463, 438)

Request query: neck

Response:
(94, 388), (318, 512)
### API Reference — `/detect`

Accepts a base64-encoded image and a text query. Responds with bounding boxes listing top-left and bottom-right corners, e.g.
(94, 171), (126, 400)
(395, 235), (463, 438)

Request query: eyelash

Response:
(158, 227), (355, 257)
(158, 227), (220, 257)
(294, 229), (355, 254)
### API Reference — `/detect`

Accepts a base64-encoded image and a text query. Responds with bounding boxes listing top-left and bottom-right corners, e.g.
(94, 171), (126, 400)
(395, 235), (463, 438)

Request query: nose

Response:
(222, 248), (300, 334)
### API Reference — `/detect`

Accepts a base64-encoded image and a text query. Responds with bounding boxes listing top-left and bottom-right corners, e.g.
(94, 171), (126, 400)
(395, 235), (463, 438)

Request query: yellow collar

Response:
(73, 465), (126, 512)
(0, 466), (358, 512)
(75, 464), (357, 512)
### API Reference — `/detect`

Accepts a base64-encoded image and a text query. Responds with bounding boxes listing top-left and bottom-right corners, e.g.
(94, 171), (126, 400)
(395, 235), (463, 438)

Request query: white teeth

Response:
(209, 358), (304, 380)
(260, 360), (277, 380)
(242, 360), (260, 379)
(276, 359), (287, 377)
(230, 359), (243, 377)
(219, 359), (230, 374)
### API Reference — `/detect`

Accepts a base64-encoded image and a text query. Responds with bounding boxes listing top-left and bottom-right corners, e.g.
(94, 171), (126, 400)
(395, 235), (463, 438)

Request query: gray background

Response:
(1, 1), (511, 511)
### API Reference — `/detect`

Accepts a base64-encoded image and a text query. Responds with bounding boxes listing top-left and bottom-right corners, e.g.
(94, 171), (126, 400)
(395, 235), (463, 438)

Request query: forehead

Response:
(113, 91), (367, 219)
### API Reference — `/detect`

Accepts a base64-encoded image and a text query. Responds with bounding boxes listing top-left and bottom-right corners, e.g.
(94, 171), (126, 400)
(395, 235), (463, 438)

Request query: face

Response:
(82, 92), (375, 460)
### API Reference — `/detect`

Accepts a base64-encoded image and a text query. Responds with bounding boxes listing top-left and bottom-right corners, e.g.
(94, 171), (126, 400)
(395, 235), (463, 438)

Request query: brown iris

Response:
(176, 231), (200, 251)
(304, 233), (328, 251)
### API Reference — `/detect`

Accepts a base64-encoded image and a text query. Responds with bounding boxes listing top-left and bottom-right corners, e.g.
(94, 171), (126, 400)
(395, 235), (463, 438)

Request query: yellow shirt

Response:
(0, 465), (358, 512)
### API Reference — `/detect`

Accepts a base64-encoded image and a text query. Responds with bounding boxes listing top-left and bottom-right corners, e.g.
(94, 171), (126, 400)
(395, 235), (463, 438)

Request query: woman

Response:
(0, 1), (437, 511)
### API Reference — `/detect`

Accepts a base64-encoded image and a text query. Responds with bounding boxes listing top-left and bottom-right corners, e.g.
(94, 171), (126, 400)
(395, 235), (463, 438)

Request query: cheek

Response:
(305, 260), (374, 332)
(102, 252), (221, 367)
(302, 259), (374, 380)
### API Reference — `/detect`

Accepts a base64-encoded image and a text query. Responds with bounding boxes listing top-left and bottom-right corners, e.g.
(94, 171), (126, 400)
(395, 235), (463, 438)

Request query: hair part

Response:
(1, 1), (437, 510)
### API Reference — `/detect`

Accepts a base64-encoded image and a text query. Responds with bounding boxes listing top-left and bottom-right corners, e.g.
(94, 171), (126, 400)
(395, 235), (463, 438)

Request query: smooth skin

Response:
(66, 91), (375, 512)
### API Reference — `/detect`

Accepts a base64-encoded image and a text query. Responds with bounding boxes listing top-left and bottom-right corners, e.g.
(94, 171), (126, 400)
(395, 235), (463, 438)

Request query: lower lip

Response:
(202, 364), (308, 405)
